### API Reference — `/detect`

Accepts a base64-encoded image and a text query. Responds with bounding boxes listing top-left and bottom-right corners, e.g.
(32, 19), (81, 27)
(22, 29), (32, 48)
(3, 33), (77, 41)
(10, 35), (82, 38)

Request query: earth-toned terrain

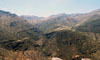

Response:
(0, 9), (100, 60)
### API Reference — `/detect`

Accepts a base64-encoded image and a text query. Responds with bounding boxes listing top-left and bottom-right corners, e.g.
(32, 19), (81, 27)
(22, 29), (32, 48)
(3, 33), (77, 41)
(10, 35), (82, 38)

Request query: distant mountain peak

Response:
(20, 15), (43, 20)
(0, 10), (17, 17)
(96, 9), (100, 10)
(91, 9), (100, 13)
(50, 13), (67, 17)
(57, 13), (67, 16)
(0, 10), (10, 14)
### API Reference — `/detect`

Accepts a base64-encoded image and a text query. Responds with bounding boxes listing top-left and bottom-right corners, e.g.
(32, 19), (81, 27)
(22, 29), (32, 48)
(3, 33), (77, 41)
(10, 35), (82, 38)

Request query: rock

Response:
(51, 57), (62, 60)
(81, 58), (91, 60)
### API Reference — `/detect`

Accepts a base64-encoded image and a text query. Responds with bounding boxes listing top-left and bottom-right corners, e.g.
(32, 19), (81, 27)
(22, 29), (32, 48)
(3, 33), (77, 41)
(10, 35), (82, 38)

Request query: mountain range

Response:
(0, 9), (100, 60)
(22, 9), (100, 33)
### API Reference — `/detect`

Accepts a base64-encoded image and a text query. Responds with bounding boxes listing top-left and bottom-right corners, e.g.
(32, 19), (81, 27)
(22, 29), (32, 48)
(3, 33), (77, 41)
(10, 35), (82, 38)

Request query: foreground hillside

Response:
(1, 30), (100, 60)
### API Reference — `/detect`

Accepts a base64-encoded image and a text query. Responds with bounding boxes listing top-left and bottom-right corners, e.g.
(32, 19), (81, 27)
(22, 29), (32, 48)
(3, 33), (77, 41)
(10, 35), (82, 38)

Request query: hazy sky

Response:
(0, 0), (100, 17)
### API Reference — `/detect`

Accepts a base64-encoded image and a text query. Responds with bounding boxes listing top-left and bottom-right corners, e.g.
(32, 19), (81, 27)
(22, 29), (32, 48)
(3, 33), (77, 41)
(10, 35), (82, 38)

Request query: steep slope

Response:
(0, 10), (43, 51)
(75, 14), (100, 33)
(0, 10), (45, 60)
(0, 10), (43, 41)
(75, 9), (100, 26)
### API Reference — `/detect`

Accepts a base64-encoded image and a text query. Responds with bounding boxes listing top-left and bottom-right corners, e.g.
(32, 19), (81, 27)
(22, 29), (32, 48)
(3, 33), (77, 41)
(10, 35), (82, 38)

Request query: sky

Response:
(0, 0), (100, 17)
